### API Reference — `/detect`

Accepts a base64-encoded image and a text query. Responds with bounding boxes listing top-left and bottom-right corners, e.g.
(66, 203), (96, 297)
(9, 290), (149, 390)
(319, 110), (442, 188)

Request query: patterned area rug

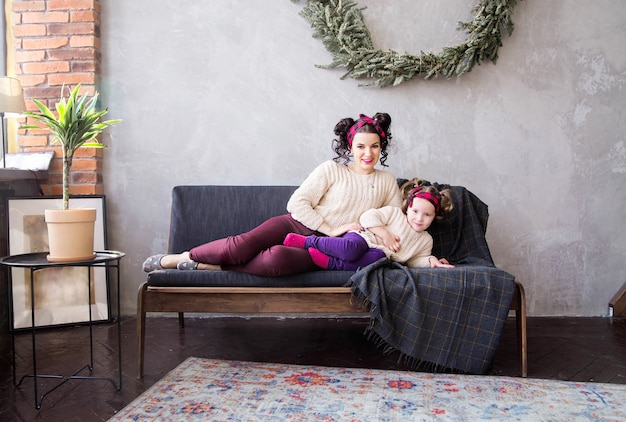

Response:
(111, 357), (626, 421)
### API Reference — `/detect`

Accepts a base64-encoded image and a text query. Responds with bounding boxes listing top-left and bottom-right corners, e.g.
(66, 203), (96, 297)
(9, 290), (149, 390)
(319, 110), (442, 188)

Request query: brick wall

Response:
(10, 0), (103, 196)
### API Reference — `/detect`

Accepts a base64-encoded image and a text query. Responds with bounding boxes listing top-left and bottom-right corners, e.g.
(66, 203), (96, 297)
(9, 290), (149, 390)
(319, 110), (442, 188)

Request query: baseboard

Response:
(609, 282), (626, 317)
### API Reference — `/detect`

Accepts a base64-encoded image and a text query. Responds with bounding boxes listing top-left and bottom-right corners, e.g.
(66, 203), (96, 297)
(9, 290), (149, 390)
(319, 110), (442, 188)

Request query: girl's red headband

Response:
(347, 114), (386, 146)
(408, 187), (440, 213)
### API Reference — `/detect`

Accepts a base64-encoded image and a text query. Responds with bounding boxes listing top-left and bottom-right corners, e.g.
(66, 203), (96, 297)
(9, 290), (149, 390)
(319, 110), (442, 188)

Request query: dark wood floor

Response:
(1, 315), (625, 421)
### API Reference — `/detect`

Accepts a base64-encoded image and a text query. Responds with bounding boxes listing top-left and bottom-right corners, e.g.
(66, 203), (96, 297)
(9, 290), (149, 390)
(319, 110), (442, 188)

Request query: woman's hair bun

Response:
(373, 112), (391, 132)
(334, 117), (356, 136)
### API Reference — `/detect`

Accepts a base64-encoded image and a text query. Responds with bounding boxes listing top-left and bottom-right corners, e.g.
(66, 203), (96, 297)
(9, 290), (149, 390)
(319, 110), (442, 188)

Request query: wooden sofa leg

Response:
(178, 312), (185, 328)
(136, 282), (148, 378)
(514, 282), (528, 377)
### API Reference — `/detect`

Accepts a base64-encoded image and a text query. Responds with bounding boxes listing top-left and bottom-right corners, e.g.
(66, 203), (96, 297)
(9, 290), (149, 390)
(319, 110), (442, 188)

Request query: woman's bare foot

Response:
(160, 252), (221, 270)
(197, 263), (221, 271)
(159, 252), (190, 268)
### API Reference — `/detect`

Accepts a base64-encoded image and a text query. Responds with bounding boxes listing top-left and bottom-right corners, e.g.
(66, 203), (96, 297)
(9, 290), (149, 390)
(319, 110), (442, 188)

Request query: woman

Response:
(142, 113), (402, 276)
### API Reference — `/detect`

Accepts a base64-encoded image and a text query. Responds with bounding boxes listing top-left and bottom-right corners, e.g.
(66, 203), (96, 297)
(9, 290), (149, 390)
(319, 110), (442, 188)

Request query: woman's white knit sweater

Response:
(287, 160), (401, 232)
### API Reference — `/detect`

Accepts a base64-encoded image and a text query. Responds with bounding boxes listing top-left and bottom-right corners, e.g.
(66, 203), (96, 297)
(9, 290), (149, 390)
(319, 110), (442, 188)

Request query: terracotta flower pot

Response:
(44, 208), (97, 262)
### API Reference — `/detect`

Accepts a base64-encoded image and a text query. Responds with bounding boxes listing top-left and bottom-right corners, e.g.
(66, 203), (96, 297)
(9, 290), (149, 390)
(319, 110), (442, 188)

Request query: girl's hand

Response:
(429, 257), (455, 268)
(367, 226), (400, 252)
(381, 233), (401, 253)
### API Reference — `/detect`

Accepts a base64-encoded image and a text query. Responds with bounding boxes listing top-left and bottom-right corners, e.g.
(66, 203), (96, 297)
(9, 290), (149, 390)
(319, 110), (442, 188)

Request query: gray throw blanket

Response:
(347, 184), (516, 374)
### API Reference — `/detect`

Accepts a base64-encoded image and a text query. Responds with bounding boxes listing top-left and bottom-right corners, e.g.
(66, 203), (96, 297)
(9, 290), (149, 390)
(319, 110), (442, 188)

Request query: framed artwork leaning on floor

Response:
(6, 195), (109, 330)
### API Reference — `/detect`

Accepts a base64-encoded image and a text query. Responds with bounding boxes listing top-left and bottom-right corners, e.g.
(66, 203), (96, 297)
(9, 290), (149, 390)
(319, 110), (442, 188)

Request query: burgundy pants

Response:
(305, 232), (386, 271)
(189, 214), (319, 276)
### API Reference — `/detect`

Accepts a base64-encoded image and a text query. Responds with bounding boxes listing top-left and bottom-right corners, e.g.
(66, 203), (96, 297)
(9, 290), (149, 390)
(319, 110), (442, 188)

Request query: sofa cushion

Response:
(147, 268), (354, 288)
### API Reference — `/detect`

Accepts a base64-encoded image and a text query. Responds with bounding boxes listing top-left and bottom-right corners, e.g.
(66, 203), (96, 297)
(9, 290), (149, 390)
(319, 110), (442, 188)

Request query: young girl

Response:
(283, 179), (454, 270)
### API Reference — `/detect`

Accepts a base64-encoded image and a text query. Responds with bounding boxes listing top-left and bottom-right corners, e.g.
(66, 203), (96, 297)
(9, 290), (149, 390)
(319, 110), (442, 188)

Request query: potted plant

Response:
(21, 84), (121, 262)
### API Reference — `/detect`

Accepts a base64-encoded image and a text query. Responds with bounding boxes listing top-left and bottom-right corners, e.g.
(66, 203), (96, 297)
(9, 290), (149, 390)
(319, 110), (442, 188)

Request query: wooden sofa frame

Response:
(137, 281), (527, 378)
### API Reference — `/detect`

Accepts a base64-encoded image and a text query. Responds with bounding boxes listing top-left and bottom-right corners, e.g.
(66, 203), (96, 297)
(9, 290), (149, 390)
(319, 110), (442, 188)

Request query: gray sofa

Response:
(137, 182), (527, 377)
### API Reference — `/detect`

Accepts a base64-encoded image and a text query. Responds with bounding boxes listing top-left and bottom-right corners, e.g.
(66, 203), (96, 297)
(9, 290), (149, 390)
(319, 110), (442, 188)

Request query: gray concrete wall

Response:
(99, 0), (626, 317)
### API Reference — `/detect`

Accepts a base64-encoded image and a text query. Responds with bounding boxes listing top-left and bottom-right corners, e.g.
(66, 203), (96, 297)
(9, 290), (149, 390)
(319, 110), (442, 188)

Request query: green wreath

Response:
(296, 0), (519, 88)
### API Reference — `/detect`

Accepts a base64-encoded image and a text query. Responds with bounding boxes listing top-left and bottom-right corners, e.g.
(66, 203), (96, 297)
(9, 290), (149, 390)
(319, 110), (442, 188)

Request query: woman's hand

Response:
(329, 223), (363, 237)
(429, 257), (455, 268)
(317, 222), (363, 237)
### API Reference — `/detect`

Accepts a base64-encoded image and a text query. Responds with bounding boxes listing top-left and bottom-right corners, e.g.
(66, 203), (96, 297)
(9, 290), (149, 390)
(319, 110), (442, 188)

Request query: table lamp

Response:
(0, 76), (27, 168)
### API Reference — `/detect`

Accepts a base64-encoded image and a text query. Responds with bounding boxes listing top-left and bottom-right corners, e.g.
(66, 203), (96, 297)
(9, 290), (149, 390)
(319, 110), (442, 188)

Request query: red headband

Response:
(408, 187), (440, 213)
(347, 114), (386, 146)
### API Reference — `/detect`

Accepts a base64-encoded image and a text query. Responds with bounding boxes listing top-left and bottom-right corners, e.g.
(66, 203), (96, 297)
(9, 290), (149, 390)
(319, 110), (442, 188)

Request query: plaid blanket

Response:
(425, 182), (493, 265)
(347, 184), (515, 374)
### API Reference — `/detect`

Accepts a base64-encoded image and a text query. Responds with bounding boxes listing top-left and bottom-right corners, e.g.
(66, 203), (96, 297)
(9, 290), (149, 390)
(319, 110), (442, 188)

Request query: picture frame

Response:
(6, 196), (109, 330)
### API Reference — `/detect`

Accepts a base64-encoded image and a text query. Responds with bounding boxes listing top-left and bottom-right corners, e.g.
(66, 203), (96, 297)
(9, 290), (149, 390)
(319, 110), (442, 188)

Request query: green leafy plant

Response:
(21, 84), (121, 210)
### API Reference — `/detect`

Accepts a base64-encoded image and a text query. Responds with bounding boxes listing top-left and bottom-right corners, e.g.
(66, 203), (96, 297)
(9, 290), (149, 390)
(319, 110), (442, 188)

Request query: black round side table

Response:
(0, 250), (125, 409)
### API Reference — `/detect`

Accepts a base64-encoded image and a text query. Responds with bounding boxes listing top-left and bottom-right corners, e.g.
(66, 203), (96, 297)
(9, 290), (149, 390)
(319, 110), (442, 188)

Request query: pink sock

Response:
(308, 247), (329, 269)
(284, 233), (306, 248)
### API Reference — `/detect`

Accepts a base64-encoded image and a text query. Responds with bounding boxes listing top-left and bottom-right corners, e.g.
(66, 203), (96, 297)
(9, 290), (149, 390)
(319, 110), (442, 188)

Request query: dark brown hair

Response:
(332, 112), (392, 166)
(400, 178), (454, 220)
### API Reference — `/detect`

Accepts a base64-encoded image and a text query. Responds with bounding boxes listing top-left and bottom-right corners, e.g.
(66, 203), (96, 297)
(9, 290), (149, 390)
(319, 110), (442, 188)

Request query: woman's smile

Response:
(350, 132), (381, 174)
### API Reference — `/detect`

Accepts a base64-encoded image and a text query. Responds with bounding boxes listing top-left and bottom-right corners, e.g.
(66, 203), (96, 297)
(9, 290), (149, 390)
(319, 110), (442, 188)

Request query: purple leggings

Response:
(189, 214), (319, 276)
(305, 232), (386, 271)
